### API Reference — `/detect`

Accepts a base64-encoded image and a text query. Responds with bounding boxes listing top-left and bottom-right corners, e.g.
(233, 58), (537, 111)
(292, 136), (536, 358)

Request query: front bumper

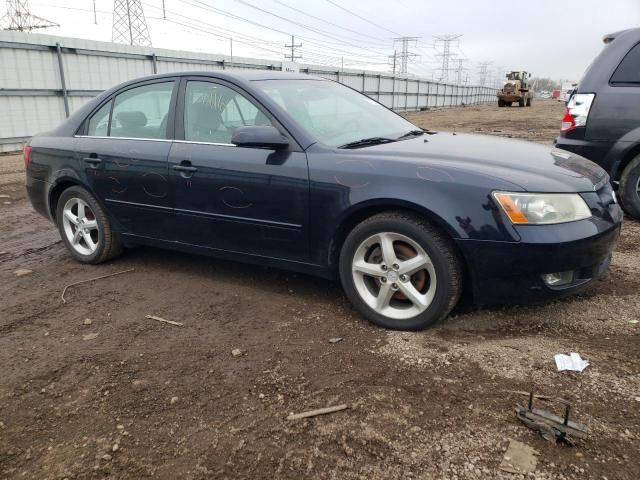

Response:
(497, 93), (522, 102)
(456, 199), (623, 305)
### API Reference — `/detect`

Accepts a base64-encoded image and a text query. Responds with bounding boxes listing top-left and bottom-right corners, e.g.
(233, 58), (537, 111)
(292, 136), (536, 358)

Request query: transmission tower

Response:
(112, 0), (152, 46)
(1, 0), (58, 31)
(433, 34), (462, 82)
(392, 36), (419, 76)
(454, 58), (468, 84)
(284, 35), (302, 62)
(477, 62), (492, 86)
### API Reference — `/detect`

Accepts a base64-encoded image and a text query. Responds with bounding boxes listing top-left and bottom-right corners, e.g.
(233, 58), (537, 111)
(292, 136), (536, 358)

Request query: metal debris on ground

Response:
(61, 268), (135, 303)
(14, 268), (33, 276)
(499, 439), (538, 474)
(516, 391), (588, 445)
(82, 333), (99, 341)
(554, 352), (589, 372)
(328, 337), (343, 344)
(287, 404), (349, 421)
(145, 315), (184, 327)
(231, 348), (243, 357)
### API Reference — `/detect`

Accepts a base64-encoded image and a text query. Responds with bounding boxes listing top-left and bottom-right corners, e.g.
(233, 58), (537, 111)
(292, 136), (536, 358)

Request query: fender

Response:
(604, 126), (640, 180)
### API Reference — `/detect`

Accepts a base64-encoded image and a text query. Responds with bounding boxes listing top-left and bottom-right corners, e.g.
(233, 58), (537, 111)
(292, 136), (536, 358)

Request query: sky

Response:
(4, 0), (639, 85)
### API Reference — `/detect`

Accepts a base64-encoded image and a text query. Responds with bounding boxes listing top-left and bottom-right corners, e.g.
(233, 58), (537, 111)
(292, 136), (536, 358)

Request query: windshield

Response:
(253, 79), (419, 147)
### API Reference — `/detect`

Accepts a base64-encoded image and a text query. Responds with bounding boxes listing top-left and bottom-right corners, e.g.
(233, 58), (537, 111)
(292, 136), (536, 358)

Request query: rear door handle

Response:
(83, 155), (102, 165)
(172, 165), (197, 173)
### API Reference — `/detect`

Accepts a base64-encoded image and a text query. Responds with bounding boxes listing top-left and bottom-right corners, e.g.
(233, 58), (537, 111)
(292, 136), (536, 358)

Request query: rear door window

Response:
(610, 42), (640, 85)
(87, 101), (111, 136)
(109, 82), (175, 139)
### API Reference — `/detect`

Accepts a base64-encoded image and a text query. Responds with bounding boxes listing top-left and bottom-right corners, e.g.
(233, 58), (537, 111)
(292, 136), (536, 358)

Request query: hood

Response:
(354, 132), (607, 193)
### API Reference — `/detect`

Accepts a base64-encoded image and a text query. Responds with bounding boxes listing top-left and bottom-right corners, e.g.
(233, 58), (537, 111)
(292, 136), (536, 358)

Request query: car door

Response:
(168, 77), (310, 263)
(75, 79), (178, 240)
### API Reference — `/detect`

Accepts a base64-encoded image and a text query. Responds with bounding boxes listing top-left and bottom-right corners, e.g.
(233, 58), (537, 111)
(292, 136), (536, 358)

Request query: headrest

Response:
(116, 111), (148, 129)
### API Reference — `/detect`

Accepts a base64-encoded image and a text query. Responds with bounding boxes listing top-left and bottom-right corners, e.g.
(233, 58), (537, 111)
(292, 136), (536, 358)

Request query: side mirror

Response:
(231, 126), (289, 149)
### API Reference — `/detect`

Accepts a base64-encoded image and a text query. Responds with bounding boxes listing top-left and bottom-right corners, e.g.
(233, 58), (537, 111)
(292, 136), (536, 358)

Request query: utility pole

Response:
(93, 0), (97, 24)
(388, 49), (397, 75)
(284, 35), (302, 62)
(162, 0), (166, 19)
(433, 34), (462, 82)
(112, 0), (152, 46)
(392, 36), (419, 76)
(0, 0), (58, 31)
(230, 37), (233, 65)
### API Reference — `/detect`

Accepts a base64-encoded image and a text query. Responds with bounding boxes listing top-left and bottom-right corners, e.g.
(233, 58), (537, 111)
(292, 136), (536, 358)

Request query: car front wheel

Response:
(339, 212), (463, 330)
(56, 186), (123, 264)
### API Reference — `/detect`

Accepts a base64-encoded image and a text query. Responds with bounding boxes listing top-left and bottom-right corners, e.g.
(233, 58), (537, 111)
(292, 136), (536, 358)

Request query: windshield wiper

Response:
(397, 129), (427, 140)
(337, 137), (397, 149)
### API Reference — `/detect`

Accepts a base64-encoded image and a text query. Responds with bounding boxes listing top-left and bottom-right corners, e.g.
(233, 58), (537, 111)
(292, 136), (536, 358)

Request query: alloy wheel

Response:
(351, 232), (437, 320)
(62, 197), (100, 256)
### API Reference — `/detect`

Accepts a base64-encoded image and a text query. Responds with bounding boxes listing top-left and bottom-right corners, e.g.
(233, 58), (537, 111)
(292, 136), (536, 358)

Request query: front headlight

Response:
(493, 192), (591, 225)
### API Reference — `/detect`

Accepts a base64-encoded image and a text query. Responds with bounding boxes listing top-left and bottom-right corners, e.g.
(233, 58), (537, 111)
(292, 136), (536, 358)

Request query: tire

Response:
(339, 211), (463, 330)
(518, 96), (525, 107)
(619, 155), (640, 219)
(498, 99), (504, 107)
(56, 185), (123, 264)
(506, 102), (512, 107)
(526, 96), (532, 107)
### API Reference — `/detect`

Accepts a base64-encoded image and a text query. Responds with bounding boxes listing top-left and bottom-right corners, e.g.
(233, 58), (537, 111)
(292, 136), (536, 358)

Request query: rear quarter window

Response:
(610, 42), (640, 85)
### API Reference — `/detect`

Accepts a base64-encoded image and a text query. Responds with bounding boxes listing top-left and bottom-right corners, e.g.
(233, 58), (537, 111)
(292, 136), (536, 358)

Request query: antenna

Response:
(1, 0), (58, 31)
(284, 35), (302, 62)
(112, 0), (152, 46)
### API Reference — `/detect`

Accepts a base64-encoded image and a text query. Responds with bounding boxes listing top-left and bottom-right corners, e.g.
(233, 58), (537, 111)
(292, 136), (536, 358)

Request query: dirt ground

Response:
(1, 100), (639, 480)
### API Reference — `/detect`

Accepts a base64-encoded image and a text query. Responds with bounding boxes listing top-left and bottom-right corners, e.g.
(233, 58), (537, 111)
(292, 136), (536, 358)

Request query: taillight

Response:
(560, 109), (575, 132)
(560, 93), (595, 133)
(24, 145), (32, 168)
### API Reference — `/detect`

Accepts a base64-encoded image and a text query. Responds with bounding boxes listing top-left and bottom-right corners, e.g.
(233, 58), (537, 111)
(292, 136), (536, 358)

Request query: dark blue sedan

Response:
(25, 72), (622, 330)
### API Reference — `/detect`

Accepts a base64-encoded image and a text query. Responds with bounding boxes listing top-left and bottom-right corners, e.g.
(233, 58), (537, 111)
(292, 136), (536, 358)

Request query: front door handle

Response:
(173, 161), (198, 176)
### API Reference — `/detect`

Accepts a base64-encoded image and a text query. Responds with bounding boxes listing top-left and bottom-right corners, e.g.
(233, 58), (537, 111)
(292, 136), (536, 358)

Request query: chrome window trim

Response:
(173, 139), (236, 147)
(74, 135), (172, 143)
(73, 135), (236, 147)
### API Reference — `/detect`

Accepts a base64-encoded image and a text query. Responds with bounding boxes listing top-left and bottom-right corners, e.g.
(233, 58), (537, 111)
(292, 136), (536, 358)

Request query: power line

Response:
(230, 0), (389, 55)
(112, 0), (152, 46)
(173, 0), (392, 61)
(268, 0), (389, 46)
(1, 0), (58, 31)
(324, 0), (401, 36)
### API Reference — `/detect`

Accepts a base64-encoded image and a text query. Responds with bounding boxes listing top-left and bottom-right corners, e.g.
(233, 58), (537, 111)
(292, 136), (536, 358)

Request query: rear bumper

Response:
(26, 177), (51, 221)
(457, 212), (622, 305)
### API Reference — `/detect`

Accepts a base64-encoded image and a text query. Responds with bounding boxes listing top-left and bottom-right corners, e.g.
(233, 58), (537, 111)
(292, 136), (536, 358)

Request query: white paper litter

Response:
(554, 353), (589, 372)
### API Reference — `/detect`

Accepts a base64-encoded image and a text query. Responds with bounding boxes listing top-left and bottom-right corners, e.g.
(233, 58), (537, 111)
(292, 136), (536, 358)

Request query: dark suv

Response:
(556, 28), (640, 217)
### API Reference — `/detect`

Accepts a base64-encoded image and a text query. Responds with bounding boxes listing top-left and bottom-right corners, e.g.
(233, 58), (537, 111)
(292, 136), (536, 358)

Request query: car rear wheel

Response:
(56, 186), (123, 264)
(339, 212), (463, 330)
(619, 154), (640, 219)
